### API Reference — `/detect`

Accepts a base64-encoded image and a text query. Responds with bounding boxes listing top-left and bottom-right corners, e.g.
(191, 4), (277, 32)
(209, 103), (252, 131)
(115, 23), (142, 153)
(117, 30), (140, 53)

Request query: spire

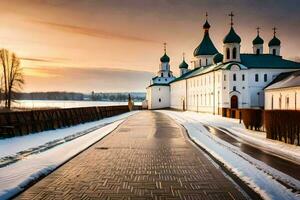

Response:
(268, 27), (281, 47)
(203, 12), (211, 31)
(160, 42), (170, 62)
(179, 52), (188, 69)
(253, 27), (264, 45)
(229, 11), (234, 27)
(223, 12), (241, 44)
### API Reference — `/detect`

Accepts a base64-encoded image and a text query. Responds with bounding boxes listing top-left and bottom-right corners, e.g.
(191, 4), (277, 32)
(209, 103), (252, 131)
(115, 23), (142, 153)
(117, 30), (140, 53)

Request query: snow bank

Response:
(160, 110), (300, 200)
(0, 111), (138, 200)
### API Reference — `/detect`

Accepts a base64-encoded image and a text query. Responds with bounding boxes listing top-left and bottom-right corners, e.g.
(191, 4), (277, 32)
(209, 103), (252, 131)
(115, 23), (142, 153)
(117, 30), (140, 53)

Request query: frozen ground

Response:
(159, 110), (300, 200)
(0, 111), (138, 200)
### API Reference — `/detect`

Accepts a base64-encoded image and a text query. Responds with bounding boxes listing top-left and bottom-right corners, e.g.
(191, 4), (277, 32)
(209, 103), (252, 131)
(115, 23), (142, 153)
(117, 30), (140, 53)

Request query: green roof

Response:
(160, 53), (170, 63)
(252, 35), (264, 45)
(223, 27), (241, 44)
(268, 36), (281, 46)
(147, 83), (169, 88)
(170, 54), (300, 84)
(213, 53), (223, 64)
(179, 60), (188, 68)
(240, 54), (300, 69)
(194, 32), (219, 56)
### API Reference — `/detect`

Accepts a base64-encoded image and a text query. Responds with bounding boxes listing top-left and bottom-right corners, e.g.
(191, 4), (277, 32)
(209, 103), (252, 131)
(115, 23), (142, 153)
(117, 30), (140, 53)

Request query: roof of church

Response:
(265, 70), (300, 90)
(170, 54), (300, 84)
(160, 53), (170, 63)
(223, 27), (241, 44)
(253, 35), (264, 45)
(147, 83), (170, 88)
(268, 36), (281, 46)
(194, 20), (219, 56)
(179, 60), (189, 68)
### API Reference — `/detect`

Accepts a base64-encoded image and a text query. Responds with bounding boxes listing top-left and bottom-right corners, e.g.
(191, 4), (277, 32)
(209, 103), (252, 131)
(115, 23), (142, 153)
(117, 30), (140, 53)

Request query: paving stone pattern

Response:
(16, 111), (247, 200)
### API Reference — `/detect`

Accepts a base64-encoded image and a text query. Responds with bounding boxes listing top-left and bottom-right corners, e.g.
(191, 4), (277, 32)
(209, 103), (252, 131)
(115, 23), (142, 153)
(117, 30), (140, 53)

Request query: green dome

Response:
(268, 36), (281, 46)
(213, 53), (223, 64)
(179, 60), (188, 68)
(194, 32), (219, 56)
(160, 53), (170, 63)
(252, 35), (264, 45)
(223, 27), (241, 44)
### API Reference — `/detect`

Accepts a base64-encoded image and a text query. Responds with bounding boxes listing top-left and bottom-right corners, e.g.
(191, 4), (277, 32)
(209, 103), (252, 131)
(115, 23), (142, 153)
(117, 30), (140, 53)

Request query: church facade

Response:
(146, 13), (300, 115)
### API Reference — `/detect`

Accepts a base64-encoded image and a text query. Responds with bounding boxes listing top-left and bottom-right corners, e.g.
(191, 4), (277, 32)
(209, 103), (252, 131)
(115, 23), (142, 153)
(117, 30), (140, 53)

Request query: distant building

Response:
(146, 12), (300, 114)
(265, 70), (300, 110)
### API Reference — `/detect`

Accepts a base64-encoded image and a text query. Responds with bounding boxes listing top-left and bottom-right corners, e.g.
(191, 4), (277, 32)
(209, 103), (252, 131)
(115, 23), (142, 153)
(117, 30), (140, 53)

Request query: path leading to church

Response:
(15, 111), (247, 200)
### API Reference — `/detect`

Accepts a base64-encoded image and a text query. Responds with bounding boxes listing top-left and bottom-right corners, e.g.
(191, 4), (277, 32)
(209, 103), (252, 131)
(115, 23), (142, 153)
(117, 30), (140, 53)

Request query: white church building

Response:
(146, 13), (300, 116)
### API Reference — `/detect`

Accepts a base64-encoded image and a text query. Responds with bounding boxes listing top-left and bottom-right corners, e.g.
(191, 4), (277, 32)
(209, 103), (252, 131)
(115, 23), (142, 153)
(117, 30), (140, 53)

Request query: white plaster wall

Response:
(147, 86), (170, 109)
(265, 87), (300, 110)
(170, 80), (186, 110)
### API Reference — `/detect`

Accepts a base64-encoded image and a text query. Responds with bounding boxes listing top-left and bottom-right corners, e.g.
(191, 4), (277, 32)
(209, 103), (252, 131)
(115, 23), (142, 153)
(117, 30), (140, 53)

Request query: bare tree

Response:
(0, 49), (24, 109)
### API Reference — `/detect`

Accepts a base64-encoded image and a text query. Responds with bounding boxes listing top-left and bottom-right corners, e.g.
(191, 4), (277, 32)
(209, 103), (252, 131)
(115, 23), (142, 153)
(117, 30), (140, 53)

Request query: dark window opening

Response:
(206, 59), (208, 66)
(161, 73), (163, 77)
(232, 47), (237, 59)
(226, 48), (230, 59)
(159, 98), (161, 102)
(264, 74), (267, 82)
(272, 49), (276, 55)
(255, 74), (259, 82)
(242, 74), (245, 81)
(233, 86), (236, 91)
(256, 49), (260, 55)
(233, 73), (236, 81)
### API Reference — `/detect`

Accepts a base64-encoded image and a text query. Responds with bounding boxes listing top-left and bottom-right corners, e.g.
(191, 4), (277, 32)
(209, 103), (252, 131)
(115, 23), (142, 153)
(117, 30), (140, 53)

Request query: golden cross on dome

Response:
(273, 27), (277, 36)
(229, 12), (234, 27)
(205, 12), (208, 20)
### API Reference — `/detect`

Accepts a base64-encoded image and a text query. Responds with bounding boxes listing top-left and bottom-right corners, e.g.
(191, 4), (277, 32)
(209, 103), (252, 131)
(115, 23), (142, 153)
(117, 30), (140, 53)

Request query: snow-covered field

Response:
(159, 110), (300, 200)
(0, 111), (139, 200)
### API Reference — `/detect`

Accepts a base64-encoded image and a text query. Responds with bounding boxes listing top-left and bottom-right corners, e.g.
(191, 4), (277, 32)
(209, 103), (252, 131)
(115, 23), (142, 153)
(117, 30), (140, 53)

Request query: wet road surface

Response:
(203, 125), (300, 181)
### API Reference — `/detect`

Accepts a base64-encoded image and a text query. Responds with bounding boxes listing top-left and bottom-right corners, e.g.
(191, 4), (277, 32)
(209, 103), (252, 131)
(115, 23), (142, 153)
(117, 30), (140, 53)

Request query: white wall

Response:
(265, 87), (300, 110)
(147, 85), (170, 109)
(170, 80), (186, 110)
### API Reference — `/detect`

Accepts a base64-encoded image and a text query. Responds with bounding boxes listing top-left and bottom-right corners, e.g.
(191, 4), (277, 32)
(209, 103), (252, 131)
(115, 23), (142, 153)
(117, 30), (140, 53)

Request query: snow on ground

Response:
(177, 111), (300, 164)
(0, 111), (139, 200)
(160, 110), (300, 200)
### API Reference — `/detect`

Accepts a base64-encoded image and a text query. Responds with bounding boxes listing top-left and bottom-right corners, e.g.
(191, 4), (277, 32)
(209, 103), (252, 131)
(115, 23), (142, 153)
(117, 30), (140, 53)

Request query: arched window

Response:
(272, 49), (276, 55)
(255, 74), (259, 82)
(161, 73), (163, 77)
(233, 73), (236, 81)
(159, 98), (161, 102)
(271, 95), (274, 110)
(226, 48), (230, 59)
(264, 74), (267, 82)
(256, 49), (260, 55)
(168, 72), (171, 77)
(232, 47), (237, 59)
(206, 58), (208, 66)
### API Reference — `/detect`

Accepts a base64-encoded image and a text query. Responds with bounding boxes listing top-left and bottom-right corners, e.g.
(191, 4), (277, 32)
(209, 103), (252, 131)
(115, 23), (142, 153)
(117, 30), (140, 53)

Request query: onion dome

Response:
(213, 53), (223, 64)
(179, 60), (188, 69)
(253, 35), (264, 45)
(160, 53), (170, 63)
(223, 27), (241, 44)
(194, 19), (219, 56)
(268, 36), (281, 47)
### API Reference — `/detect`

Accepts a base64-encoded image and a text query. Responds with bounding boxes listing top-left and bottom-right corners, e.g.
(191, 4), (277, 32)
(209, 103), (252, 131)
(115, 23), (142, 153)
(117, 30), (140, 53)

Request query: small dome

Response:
(213, 53), (223, 64)
(268, 36), (281, 47)
(203, 20), (210, 29)
(252, 35), (264, 45)
(179, 60), (188, 69)
(223, 27), (241, 44)
(160, 53), (170, 63)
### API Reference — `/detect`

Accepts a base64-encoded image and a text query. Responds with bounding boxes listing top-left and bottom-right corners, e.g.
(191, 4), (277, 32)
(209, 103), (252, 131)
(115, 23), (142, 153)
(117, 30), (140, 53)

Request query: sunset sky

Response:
(1, 0), (300, 92)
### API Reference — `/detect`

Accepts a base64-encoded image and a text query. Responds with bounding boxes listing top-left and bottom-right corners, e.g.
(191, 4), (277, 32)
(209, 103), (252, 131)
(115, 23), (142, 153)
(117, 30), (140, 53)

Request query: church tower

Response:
(268, 27), (281, 56)
(223, 12), (241, 63)
(252, 27), (264, 55)
(179, 53), (189, 76)
(193, 13), (219, 68)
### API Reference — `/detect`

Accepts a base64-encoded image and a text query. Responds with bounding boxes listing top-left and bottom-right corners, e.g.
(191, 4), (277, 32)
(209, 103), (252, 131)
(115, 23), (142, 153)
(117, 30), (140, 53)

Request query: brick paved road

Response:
(15, 111), (247, 200)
